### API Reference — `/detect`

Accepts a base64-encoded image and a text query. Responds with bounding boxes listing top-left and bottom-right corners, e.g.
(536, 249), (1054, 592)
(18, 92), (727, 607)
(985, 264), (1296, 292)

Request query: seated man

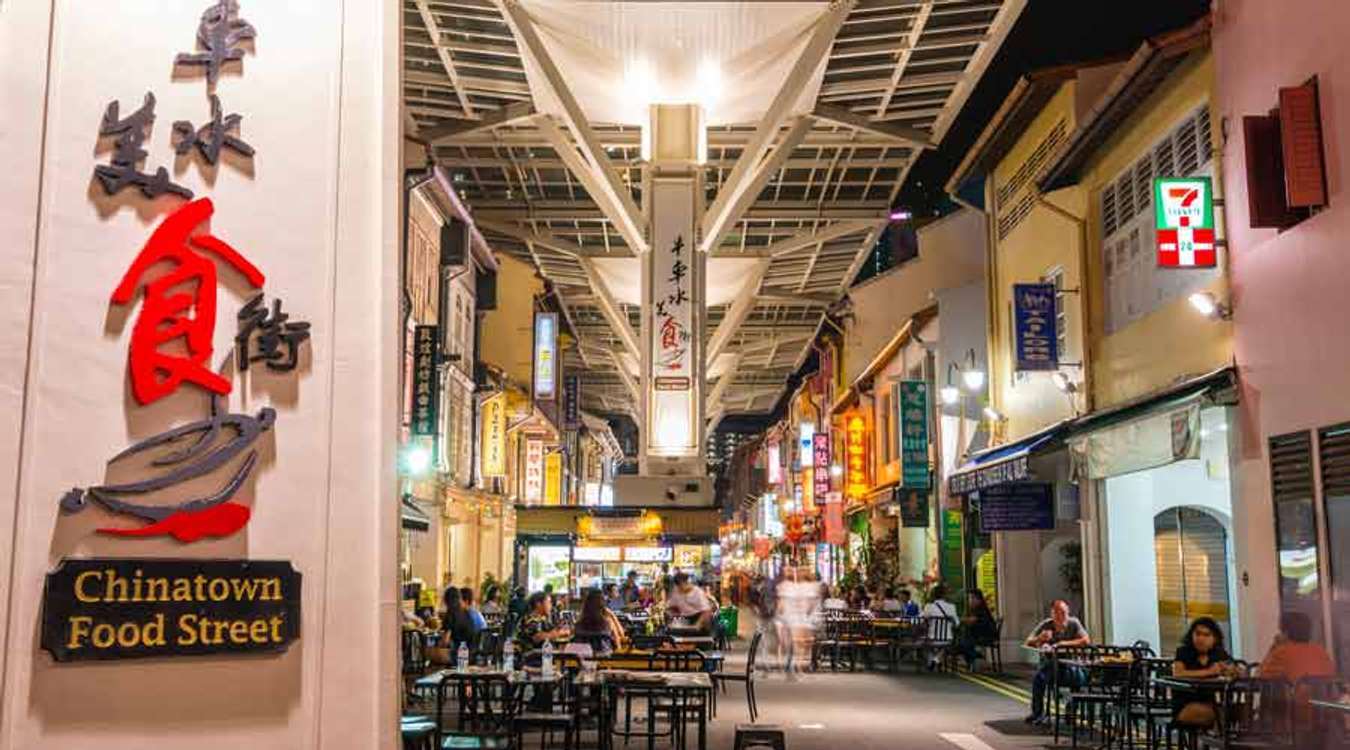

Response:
(1259, 611), (1336, 719)
(1024, 600), (1091, 725)
(665, 572), (716, 633)
(516, 592), (572, 654)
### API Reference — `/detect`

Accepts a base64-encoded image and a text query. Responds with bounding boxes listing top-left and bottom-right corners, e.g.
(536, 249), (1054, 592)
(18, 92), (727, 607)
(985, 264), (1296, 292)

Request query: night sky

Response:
(898, 0), (1213, 217)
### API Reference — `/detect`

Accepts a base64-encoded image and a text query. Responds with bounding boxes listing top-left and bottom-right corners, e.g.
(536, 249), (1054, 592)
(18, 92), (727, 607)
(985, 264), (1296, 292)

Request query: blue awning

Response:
(948, 421), (1070, 495)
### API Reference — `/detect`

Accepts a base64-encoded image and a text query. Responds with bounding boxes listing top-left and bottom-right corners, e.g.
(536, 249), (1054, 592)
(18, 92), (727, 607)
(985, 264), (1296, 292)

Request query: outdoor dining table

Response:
(418, 666), (564, 740)
(578, 670), (715, 750)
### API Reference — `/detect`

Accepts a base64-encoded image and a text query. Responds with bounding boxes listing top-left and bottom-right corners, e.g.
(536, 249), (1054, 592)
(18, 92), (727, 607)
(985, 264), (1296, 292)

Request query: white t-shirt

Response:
(922, 599), (958, 642)
(666, 585), (713, 618)
(822, 597), (847, 610)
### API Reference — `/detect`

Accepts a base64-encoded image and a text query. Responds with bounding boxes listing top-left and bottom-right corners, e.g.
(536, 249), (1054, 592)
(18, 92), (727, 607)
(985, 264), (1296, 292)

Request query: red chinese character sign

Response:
(646, 177), (701, 458)
(1154, 177), (1216, 268)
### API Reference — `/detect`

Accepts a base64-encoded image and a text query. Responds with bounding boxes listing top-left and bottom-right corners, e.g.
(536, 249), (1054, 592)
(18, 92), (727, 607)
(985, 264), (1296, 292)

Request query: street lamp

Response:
(942, 363), (961, 405)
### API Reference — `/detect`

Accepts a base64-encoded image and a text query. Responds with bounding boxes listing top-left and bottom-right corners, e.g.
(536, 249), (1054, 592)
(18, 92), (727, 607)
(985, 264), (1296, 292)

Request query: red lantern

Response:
(784, 513), (805, 545)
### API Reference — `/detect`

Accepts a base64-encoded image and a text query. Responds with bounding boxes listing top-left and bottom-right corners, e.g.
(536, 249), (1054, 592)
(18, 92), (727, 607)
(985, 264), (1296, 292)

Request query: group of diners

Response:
(1022, 598), (1342, 737)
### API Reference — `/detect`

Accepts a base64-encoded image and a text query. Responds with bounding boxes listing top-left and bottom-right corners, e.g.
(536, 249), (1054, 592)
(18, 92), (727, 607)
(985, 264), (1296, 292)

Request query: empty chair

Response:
(734, 723), (787, 750)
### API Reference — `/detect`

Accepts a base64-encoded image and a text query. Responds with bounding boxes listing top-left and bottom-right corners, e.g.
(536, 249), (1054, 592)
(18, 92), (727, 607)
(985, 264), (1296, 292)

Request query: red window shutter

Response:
(1244, 114), (1300, 229)
(1279, 79), (1328, 208)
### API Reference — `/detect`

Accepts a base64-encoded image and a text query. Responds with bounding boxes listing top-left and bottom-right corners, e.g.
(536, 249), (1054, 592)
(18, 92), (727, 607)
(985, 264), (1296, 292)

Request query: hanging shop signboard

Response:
(978, 482), (1056, 532)
(41, 558), (300, 662)
(533, 312), (558, 401)
(949, 455), (1030, 495)
(823, 492), (846, 546)
(480, 393), (507, 478)
(797, 423), (814, 470)
(813, 434), (831, 502)
(898, 381), (930, 489)
(766, 441), (782, 486)
(939, 509), (965, 595)
(524, 439), (544, 503)
(543, 452), (563, 506)
(845, 416), (869, 501)
(563, 374), (582, 430)
(411, 325), (440, 437)
(895, 486), (930, 528)
(1013, 283), (1058, 371)
(1154, 177), (1216, 268)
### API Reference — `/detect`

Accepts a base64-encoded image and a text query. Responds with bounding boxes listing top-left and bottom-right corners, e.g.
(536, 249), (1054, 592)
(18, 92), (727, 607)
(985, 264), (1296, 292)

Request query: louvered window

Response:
(1154, 508), (1232, 654)
(995, 119), (1069, 241)
(1099, 103), (1219, 333)
(1318, 424), (1350, 663)
(1271, 430), (1325, 644)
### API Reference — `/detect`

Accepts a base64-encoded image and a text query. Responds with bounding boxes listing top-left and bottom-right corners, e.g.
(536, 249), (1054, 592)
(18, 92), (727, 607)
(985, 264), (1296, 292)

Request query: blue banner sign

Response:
(1013, 283), (1058, 371)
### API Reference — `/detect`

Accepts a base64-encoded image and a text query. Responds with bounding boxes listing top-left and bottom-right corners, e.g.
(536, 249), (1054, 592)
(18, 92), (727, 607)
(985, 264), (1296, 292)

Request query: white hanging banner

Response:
(646, 176), (701, 457)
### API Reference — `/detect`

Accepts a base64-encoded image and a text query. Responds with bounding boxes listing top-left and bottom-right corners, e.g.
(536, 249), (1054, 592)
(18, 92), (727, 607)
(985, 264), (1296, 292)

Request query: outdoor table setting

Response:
(580, 669), (715, 750)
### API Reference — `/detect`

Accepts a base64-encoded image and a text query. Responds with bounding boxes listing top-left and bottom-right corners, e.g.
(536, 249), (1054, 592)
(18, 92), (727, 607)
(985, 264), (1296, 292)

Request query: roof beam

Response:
(764, 219), (879, 259)
(536, 117), (648, 256)
(579, 258), (641, 363)
(706, 353), (741, 412)
(499, 0), (647, 253)
(422, 101), (537, 144)
(704, 117), (812, 255)
(413, 0), (475, 119)
(876, 0), (934, 117)
(811, 103), (934, 148)
(706, 261), (769, 366)
(700, 1), (854, 253)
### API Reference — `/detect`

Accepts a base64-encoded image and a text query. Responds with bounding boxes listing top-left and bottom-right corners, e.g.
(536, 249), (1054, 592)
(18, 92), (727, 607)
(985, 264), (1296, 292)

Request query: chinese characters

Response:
(94, 94), (194, 201)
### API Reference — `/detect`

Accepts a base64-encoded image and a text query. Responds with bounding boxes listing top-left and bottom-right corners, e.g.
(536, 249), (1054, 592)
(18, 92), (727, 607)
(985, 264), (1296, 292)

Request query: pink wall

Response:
(1214, 0), (1350, 656)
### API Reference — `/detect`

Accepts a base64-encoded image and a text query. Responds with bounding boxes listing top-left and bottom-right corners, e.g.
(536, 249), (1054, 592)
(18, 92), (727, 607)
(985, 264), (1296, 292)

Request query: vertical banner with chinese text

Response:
(646, 177), (701, 458)
(524, 439), (544, 503)
(1013, 283), (1058, 371)
(544, 452), (562, 506)
(812, 433), (831, 503)
(412, 326), (439, 437)
(533, 312), (558, 401)
(563, 374), (581, 430)
(480, 393), (506, 478)
(898, 381), (930, 489)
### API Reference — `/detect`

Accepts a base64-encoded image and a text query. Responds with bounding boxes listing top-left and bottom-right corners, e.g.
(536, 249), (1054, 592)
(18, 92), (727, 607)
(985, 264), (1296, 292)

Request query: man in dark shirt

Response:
(1023, 600), (1091, 723)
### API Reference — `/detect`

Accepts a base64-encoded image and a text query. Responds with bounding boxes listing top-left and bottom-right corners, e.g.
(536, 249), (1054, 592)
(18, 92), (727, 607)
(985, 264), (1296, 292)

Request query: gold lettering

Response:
(74, 571), (102, 603)
(172, 578), (194, 602)
(143, 614), (166, 646)
(116, 622), (141, 648)
(131, 569), (143, 602)
(228, 620), (250, 644)
(193, 574), (208, 601)
(269, 615), (284, 643)
(249, 619), (271, 644)
(145, 577), (169, 602)
(211, 619), (229, 643)
(177, 614), (199, 645)
(91, 623), (115, 648)
(67, 616), (93, 649)
(230, 578), (261, 601)
(104, 568), (128, 602)
(260, 577), (281, 602)
(207, 578), (229, 601)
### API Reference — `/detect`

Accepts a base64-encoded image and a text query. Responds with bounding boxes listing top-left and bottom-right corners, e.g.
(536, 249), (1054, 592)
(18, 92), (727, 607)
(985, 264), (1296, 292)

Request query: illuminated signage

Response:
(1154, 176), (1216, 267)
(898, 381), (930, 488)
(572, 546), (621, 562)
(797, 423), (814, 469)
(624, 546), (673, 563)
(544, 452), (562, 505)
(846, 416), (869, 500)
(766, 441), (782, 485)
(533, 312), (558, 400)
(647, 177), (700, 457)
(813, 434), (831, 500)
(524, 439), (544, 503)
(480, 393), (506, 478)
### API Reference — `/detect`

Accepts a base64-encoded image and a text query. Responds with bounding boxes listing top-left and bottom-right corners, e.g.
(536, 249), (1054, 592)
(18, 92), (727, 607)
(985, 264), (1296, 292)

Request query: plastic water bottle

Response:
(456, 642), (469, 672)
(502, 640), (515, 673)
(541, 640), (554, 678)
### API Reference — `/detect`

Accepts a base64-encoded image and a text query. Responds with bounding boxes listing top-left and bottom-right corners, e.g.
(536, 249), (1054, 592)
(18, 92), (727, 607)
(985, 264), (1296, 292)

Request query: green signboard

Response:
(940, 509), (966, 600)
(898, 380), (930, 488)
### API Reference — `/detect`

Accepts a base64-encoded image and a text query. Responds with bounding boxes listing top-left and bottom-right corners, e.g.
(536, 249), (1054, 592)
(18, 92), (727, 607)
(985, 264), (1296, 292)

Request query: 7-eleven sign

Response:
(1154, 176), (1216, 267)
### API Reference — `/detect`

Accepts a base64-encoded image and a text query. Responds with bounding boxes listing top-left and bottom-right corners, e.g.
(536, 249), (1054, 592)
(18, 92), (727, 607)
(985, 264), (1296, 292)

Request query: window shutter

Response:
(1279, 79), (1328, 208)
(1243, 114), (1301, 229)
(1102, 184), (1118, 237)
(1271, 431), (1314, 501)
(1318, 423), (1350, 498)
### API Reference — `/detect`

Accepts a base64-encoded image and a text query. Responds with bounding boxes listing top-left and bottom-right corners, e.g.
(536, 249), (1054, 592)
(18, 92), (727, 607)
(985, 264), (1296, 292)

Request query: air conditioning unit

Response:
(612, 475), (713, 508)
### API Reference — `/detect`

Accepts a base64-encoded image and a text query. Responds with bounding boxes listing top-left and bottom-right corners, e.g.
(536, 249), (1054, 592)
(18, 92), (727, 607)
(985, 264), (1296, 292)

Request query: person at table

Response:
(573, 589), (626, 655)
(1258, 611), (1336, 721)
(1171, 616), (1241, 729)
(879, 587), (903, 614)
(922, 584), (960, 671)
(822, 585), (848, 611)
(620, 570), (642, 606)
(847, 585), (870, 611)
(603, 582), (625, 611)
(481, 584), (503, 616)
(897, 589), (921, 618)
(1024, 599), (1091, 724)
(516, 592), (572, 654)
(460, 586), (487, 633)
(442, 587), (478, 654)
(666, 571), (716, 632)
(953, 588), (998, 671)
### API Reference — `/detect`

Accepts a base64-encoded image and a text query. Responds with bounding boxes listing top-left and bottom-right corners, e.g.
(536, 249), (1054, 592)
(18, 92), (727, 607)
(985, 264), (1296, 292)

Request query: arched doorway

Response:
(1154, 507), (1232, 652)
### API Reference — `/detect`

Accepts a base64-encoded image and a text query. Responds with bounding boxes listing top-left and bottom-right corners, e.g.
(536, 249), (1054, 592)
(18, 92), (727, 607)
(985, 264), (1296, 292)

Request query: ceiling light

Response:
(963, 369), (985, 391)
(940, 385), (960, 405)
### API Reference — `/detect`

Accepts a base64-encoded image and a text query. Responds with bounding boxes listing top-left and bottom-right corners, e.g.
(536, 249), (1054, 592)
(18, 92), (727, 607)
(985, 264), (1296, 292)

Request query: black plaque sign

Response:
(978, 482), (1055, 533)
(41, 558), (300, 662)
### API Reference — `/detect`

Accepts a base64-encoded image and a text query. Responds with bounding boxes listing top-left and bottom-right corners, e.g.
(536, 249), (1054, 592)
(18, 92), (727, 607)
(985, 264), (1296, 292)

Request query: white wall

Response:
(0, 1), (400, 748)
(1102, 408), (1239, 655)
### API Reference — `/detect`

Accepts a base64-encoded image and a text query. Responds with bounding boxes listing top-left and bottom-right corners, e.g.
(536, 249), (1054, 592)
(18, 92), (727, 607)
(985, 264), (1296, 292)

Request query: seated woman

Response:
(441, 588), (478, 659)
(572, 590), (626, 656)
(1171, 617), (1241, 729)
(954, 588), (998, 671)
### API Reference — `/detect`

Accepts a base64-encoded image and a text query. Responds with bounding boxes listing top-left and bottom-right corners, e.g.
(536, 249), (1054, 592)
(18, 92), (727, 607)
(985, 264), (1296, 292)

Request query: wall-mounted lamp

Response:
(1188, 292), (1232, 321)
(961, 348), (985, 391)
(942, 363), (961, 405)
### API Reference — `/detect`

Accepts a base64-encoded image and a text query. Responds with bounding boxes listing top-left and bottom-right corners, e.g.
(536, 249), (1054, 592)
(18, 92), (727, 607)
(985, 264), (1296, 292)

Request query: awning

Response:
(1068, 366), (1237, 480)
(948, 421), (1071, 495)
(401, 496), (432, 532)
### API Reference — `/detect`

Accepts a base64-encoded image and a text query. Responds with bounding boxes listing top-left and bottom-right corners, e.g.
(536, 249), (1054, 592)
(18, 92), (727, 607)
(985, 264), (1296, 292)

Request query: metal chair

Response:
(1198, 678), (1296, 750)
(715, 630), (763, 721)
(734, 723), (787, 750)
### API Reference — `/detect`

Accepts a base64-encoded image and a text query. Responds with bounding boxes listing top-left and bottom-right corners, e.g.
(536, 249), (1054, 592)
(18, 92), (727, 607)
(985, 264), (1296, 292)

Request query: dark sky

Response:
(899, 0), (1212, 215)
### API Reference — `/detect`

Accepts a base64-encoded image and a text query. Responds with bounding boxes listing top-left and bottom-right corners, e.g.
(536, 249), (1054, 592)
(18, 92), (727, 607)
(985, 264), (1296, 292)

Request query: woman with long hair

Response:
(1171, 617), (1239, 728)
(442, 587), (477, 652)
(573, 589), (626, 655)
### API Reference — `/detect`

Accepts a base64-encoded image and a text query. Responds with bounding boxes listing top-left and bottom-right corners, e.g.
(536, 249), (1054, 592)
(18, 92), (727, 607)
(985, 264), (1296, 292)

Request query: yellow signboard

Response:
(544, 452), (562, 506)
(481, 394), (506, 478)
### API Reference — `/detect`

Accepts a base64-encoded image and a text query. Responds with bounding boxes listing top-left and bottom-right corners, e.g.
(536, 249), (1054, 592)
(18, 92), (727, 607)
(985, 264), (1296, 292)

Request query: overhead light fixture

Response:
(941, 385), (960, 405)
(983, 406), (1005, 422)
(1188, 292), (1232, 320)
(1051, 371), (1078, 394)
(889, 209), (913, 221)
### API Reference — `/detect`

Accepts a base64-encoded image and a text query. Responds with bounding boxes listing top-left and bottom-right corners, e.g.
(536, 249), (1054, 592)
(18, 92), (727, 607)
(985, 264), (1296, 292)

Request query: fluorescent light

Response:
(963, 369), (985, 391)
(941, 385), (960, 405)
(1189, 292), (1218, 317)
(889, 209), (913, 221)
